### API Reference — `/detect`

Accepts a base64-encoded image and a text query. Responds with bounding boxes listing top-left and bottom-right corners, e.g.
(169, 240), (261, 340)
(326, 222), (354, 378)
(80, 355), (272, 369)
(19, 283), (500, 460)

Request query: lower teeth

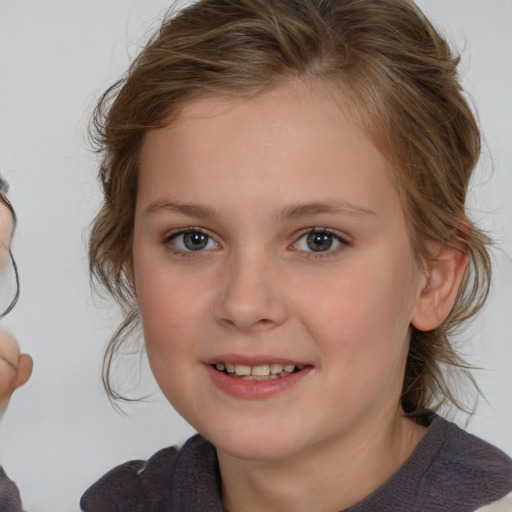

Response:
(240, 375), (280, 381)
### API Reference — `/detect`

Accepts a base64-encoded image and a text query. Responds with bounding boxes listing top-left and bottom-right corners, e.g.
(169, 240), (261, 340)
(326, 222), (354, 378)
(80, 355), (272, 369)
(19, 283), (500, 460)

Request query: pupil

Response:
(307, 232), (333, 252)
(184, 232), (208, 251)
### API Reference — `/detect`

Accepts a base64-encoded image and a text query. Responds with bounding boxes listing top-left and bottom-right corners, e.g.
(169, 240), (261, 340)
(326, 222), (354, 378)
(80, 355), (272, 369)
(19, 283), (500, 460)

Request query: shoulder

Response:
(80, 434), (221, 512)
(433, 417), (512, 486)
(349, 415), (512, 512)
(79, 447), (179, 512)
(417, 416), (512, 511)
(0, 465), (23, 512)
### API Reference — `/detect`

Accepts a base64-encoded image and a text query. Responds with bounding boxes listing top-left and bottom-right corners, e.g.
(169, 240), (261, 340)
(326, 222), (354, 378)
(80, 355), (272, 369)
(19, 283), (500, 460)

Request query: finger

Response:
(14, 353), (33, 390)
(0, 359), (17, 412)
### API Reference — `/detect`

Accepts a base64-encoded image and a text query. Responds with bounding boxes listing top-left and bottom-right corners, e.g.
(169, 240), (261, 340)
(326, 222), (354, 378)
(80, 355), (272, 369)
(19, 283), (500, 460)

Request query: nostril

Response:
(254, 318), (272, 328)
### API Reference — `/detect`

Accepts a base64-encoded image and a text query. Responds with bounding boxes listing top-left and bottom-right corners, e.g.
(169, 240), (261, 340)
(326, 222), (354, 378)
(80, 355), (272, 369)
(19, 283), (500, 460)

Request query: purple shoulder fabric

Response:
(81, 436), (225, 512)
(80, 416), (512, 512)
(80, 447), (179, 512)
(346, 416), (512, 512)
(0, 465), (23, 512)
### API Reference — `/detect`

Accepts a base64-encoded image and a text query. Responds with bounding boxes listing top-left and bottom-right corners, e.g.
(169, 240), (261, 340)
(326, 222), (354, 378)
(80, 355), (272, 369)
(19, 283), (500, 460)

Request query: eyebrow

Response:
(275, 201), (376, 220)
(144, 200), (375, 220)
(144, 201), (218, 218)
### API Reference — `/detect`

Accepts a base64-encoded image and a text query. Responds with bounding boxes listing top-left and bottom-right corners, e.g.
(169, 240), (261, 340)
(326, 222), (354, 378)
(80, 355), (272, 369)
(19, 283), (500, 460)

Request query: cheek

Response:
(309, 265), (411, 337)
(135, 268), (202, 407)
(302, 255), (417, 378)
(135, 259), (203, 355)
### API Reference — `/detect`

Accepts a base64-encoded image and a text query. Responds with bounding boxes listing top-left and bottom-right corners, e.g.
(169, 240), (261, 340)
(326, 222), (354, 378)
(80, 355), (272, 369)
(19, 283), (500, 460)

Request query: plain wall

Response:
(0, 1), (511, 510)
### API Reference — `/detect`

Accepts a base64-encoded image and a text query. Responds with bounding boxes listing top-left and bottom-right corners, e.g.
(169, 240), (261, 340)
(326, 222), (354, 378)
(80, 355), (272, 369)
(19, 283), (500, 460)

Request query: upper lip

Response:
(204, 354), (311, 366)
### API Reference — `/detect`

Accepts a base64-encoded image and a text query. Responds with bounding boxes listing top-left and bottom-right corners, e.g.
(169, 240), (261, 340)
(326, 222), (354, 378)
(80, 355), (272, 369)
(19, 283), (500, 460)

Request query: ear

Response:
(411, 244), (468, 332)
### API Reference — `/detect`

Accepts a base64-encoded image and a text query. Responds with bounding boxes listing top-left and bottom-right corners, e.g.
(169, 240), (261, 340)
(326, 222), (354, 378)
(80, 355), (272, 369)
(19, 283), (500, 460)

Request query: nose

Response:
(213, 252), (289, 332)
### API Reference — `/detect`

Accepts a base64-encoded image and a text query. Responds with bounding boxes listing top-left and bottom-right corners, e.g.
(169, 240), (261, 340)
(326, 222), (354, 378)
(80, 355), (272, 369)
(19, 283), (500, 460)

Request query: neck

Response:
(217, 408), (426, 512)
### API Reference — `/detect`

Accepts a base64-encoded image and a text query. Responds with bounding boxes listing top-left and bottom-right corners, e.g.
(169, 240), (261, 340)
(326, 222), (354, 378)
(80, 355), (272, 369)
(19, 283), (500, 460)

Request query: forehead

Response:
(138, 81), (403, 222)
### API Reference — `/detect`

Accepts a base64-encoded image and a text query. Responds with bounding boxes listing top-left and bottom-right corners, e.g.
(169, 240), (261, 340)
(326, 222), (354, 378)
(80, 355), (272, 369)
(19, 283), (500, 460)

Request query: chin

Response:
(202, 419), (312, 462)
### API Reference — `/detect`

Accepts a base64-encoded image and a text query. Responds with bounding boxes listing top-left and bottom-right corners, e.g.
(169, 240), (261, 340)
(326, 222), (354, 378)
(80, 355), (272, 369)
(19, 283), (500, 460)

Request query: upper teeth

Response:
(215, 363), (302, 376)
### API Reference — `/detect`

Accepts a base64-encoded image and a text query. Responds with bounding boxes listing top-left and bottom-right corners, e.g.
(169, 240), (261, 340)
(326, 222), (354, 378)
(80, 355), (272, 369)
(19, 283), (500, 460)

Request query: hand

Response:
(0, 330), (32, 414)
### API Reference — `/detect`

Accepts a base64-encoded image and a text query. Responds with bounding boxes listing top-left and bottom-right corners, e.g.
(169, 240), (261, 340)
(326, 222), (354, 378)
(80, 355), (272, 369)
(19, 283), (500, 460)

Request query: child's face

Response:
(133, 81), (428, 461)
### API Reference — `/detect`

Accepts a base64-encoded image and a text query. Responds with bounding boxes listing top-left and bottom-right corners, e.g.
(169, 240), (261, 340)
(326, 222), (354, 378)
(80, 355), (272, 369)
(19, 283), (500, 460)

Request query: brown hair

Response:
(89, 0), (491, 414)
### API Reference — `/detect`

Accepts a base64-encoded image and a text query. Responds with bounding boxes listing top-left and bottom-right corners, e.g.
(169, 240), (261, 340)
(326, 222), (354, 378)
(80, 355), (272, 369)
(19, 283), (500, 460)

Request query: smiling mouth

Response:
(212, 363), (306, 381)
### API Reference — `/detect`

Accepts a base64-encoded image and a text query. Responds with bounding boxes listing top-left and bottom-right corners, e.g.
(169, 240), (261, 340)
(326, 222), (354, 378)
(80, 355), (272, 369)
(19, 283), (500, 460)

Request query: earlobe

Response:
(411, 245), (468, 332)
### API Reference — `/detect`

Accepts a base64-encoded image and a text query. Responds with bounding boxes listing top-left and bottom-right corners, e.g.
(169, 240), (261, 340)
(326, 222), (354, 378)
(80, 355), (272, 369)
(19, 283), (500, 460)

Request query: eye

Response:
(294, 229), (347, 253)
(168, 229), (219, 252)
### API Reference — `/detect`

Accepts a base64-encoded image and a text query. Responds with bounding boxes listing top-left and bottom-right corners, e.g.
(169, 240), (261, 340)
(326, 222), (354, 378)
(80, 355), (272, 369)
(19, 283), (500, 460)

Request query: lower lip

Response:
(205, 365), (312, 399)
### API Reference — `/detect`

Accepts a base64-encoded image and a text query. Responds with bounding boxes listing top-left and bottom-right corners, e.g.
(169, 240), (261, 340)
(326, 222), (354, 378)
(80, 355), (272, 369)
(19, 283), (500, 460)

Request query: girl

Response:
(0, 177), (32, 511)
(0, 177), (31, 417)
(79, 0), (511, 510)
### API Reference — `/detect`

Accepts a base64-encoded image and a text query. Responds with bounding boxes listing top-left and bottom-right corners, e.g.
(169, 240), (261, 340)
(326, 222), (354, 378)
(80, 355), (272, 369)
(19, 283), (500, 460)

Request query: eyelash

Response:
(163, 228), (219, 258)
(291, 228), (350, 259)
(162, 227), (350, 259)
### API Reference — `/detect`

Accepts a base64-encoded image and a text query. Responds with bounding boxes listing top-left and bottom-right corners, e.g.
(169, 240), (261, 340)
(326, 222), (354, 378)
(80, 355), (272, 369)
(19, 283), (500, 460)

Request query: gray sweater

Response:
(80, 415), (512, 512)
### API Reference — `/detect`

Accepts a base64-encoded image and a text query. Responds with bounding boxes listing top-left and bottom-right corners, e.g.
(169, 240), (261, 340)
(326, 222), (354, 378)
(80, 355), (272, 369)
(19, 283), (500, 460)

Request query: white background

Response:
(0, 1), (511, 510)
